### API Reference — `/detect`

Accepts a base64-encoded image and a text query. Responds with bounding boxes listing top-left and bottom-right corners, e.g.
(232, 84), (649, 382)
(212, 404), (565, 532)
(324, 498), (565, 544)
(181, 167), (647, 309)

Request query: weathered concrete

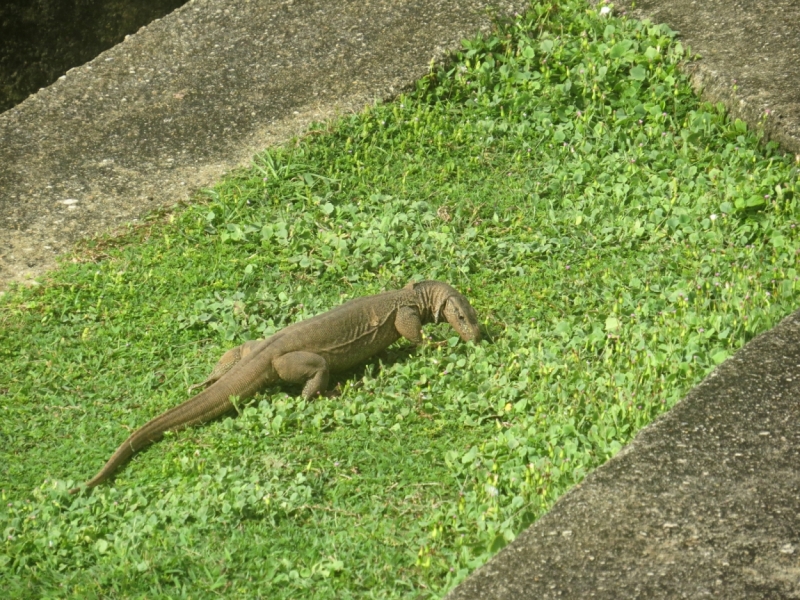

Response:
(447, 3), (800, 598)
(447, 309), (800, 599)
(615, 0), (800, 159)
(0, 0), (528, 291)
(0, 0), (187, 112)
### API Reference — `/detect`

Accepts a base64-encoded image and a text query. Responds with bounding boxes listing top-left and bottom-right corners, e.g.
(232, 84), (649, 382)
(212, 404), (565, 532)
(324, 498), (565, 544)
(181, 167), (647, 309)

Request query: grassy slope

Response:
(1, 0), (799, 597)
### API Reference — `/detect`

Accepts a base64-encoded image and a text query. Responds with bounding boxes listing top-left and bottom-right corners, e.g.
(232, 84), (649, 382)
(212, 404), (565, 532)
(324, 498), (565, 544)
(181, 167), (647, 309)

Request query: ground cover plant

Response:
(2, 0), (799, 597)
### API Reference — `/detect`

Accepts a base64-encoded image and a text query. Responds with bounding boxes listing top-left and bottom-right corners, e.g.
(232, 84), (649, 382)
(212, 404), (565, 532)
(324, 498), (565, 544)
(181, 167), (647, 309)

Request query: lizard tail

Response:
(68, 384), (239, 494)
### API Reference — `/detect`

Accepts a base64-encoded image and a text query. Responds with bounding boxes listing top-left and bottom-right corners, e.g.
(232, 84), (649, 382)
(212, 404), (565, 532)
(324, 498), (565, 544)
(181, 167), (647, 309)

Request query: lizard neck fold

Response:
(412, 280), (458, 324)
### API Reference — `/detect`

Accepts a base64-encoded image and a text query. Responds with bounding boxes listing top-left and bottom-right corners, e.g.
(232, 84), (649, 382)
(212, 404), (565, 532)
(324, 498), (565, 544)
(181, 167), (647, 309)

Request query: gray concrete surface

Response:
(616, 0), (800, 159)
(446, 310), (800, 599)
(0, 0), (528, 291)
(0, 0), (187, 112)
(447, 4), (800, 598)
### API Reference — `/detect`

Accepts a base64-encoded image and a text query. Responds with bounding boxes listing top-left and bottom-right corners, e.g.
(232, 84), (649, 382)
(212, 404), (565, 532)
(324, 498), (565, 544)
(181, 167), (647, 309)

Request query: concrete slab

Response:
(446, 307), (800, 599)
(0, 0), (528, 291)
(448, 3), (800, 597)
(615, 0), (800, 158)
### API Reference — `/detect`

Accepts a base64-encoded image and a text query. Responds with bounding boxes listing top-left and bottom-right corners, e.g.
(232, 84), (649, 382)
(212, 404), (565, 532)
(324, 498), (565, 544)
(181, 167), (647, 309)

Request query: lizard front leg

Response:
(273, 351), (330, 400)
(394, 306), (423, 343)
(395, 306), (449, 347)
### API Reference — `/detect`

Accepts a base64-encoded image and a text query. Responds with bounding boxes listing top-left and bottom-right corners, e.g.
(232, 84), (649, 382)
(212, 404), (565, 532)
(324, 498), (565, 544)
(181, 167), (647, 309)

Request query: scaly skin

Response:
(70, 280), (480, 493)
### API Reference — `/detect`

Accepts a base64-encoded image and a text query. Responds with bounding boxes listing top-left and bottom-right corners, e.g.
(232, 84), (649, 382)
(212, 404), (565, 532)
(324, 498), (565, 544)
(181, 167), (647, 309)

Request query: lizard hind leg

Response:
(273, 351), (330, 400)
(188, 340), (259, 393)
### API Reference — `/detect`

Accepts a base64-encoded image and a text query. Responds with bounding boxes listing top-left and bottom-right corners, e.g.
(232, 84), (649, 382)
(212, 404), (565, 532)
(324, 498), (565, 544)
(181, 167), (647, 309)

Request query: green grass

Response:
(2, 0), (799, 597)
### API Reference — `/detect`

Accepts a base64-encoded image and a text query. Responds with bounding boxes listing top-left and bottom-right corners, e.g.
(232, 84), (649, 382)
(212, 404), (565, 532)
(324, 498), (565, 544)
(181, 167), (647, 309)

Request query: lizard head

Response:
(442, 292), (481, 342)
(408, 280), (482, 342)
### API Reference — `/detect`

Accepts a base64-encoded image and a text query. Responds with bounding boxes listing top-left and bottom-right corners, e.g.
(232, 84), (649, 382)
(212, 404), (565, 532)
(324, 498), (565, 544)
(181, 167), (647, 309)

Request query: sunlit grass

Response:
(1, 0), (798, 597)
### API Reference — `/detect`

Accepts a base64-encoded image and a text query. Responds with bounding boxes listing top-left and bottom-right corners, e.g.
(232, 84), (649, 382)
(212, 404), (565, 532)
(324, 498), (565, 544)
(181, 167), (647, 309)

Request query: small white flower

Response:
(600, 6), (611, 16)
(710, 213), (718, 221)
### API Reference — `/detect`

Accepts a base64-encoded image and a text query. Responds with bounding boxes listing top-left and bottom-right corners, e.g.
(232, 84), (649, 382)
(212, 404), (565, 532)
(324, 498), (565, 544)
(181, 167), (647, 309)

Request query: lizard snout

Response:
(444, 295), (481, 342)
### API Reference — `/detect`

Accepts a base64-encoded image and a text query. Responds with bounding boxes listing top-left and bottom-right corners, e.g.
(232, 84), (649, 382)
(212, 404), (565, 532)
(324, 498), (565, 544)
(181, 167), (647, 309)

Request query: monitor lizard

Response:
(70, 280), (480, 493)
